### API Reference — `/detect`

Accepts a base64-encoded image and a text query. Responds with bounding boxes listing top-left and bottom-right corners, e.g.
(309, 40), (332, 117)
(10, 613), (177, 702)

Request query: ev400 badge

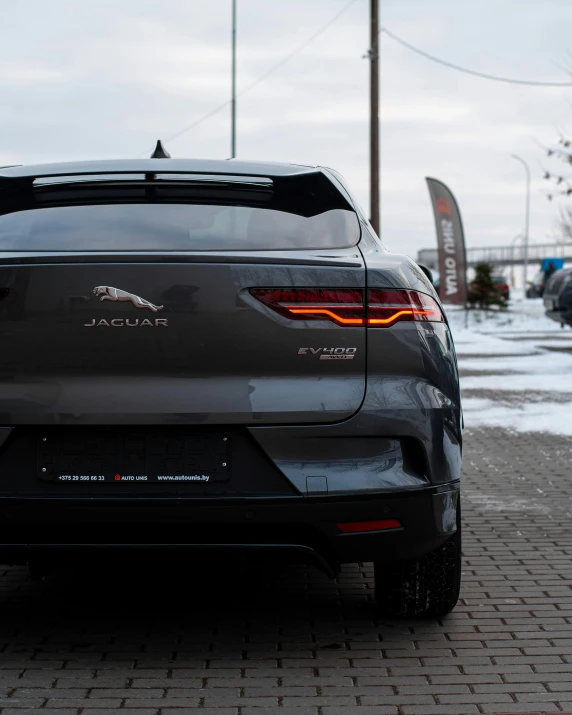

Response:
(298, 348), (357, 360)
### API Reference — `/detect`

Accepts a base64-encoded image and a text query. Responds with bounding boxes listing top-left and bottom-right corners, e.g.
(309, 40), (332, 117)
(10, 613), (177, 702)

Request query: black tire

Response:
(374, 506), (461, 619)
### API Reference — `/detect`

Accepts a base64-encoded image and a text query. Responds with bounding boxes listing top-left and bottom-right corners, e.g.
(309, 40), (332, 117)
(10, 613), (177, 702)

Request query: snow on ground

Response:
(460, 351), (572, 379)
(454, 334), (543, 356)
(447, 290), (572, 436)
(462, 398), (572, 436)
(447, 291), (566, 336)
(461, 373), (572, 393)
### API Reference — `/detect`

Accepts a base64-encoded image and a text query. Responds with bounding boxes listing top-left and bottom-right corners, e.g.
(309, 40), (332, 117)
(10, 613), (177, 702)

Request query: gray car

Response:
(0, 158), (462, 618)
(544, 268), (572, 327)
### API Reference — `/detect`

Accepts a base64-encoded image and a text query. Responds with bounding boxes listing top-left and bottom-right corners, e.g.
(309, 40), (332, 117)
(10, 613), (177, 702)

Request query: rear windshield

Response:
(0, 203), (360, 251)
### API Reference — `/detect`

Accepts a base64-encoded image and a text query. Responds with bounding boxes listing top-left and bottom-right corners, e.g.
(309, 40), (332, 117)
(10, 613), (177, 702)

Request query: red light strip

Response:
(286, 307), (436, 326)
(368, 309), (433, 325)
(281, 303), (362, 308)
(337, 519), (402, 533)
(287, 308), (364, 325)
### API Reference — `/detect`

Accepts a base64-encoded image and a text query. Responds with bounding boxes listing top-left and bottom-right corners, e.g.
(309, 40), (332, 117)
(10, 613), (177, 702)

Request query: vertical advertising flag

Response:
(425, 178), (468, 305)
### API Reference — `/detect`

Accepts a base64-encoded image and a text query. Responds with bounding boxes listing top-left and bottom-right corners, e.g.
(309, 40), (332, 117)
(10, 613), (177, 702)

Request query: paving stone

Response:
(0, 426), (570, 714)
(162, 710), (236, 715)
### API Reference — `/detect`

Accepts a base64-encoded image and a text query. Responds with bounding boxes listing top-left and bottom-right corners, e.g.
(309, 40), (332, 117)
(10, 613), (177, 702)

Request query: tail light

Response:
(0, 289), (9, 301)
(250, 288), (443, 327)
(368, 290), (443, 326)
(249, 289), (364, 327)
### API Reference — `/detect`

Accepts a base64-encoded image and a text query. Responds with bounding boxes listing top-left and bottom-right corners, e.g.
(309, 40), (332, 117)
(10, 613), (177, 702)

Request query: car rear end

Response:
(492, 275), (510, 301)
(0, 159), (461, 617)
(544, 269), (572, 326)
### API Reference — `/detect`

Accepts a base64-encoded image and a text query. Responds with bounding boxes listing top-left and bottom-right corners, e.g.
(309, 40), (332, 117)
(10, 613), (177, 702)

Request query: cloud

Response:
(0, 0), (570, 255)
(0, 64), (66, 85)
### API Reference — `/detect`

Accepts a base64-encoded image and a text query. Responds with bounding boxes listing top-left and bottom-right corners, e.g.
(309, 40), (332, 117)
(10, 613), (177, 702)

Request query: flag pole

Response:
(231, 0), (237, 158)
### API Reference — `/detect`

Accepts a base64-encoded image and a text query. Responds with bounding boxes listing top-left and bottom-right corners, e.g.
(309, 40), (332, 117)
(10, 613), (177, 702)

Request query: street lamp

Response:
(511, 155), (531, 291)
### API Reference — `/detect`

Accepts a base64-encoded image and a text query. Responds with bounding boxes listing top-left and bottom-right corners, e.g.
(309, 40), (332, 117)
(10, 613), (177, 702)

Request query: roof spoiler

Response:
(0, 164), (354, 218)
(0, 160), (317, 181)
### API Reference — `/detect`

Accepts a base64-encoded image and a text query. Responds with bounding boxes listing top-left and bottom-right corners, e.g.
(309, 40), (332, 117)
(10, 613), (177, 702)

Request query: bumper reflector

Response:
(337, 519), (402, 533)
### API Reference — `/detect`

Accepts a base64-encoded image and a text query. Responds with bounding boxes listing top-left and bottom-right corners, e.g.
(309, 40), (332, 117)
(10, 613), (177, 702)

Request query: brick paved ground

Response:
(0, 426), (571, 714)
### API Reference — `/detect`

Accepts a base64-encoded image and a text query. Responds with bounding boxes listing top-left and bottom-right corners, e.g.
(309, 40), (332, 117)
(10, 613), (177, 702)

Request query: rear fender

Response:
(249, 235), (462, 494)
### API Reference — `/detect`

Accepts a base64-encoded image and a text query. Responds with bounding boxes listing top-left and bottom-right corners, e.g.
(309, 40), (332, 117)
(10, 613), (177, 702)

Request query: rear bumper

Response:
(0, 482), (459, 572)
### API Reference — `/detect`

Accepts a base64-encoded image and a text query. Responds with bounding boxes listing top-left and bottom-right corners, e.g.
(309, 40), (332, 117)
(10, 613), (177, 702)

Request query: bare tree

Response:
(541, 132), (572, 240)
(560, 206), (572, 241)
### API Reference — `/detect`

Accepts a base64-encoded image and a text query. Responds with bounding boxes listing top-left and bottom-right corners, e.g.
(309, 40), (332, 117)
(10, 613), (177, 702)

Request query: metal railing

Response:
(467, 242), (572, 267)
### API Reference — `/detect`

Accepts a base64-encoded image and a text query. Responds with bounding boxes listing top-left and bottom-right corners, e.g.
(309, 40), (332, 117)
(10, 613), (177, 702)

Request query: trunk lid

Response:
(0, 250), (366, 425)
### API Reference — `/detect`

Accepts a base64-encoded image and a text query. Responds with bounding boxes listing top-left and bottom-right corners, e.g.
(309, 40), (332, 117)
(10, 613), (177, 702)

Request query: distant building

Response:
(417, 248), (438, 271)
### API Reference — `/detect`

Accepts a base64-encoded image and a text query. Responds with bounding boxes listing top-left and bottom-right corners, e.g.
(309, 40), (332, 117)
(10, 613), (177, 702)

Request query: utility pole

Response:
(231, 0), (237, 158)
(369, 0), (380, 234)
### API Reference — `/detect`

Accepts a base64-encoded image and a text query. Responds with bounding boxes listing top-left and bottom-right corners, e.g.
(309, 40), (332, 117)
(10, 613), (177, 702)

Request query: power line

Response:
(380, 26), (572, 87)
(163, 0), (360, 145)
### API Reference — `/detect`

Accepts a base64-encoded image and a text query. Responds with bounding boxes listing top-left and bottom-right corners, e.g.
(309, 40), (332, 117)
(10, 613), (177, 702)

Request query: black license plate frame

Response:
(38, 430), (231, 485)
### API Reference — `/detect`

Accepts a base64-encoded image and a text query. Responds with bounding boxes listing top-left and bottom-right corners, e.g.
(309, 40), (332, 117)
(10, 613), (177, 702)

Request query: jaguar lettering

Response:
(84, 318), (168, 327)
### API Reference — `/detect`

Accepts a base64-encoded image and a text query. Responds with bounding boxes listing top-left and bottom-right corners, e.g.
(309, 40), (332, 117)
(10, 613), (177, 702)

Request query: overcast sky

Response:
(1, 0), (572, 259)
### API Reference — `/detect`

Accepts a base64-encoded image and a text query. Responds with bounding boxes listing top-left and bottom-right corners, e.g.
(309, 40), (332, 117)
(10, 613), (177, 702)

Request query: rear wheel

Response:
(374, 507), (461, 619)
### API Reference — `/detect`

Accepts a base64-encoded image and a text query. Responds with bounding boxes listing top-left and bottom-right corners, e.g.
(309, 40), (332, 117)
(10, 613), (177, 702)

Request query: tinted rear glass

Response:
(0, 203), (360, 251)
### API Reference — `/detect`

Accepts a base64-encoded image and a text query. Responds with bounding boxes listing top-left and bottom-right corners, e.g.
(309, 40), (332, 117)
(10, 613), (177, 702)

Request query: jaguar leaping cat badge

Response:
(92, 286), (164, 312)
